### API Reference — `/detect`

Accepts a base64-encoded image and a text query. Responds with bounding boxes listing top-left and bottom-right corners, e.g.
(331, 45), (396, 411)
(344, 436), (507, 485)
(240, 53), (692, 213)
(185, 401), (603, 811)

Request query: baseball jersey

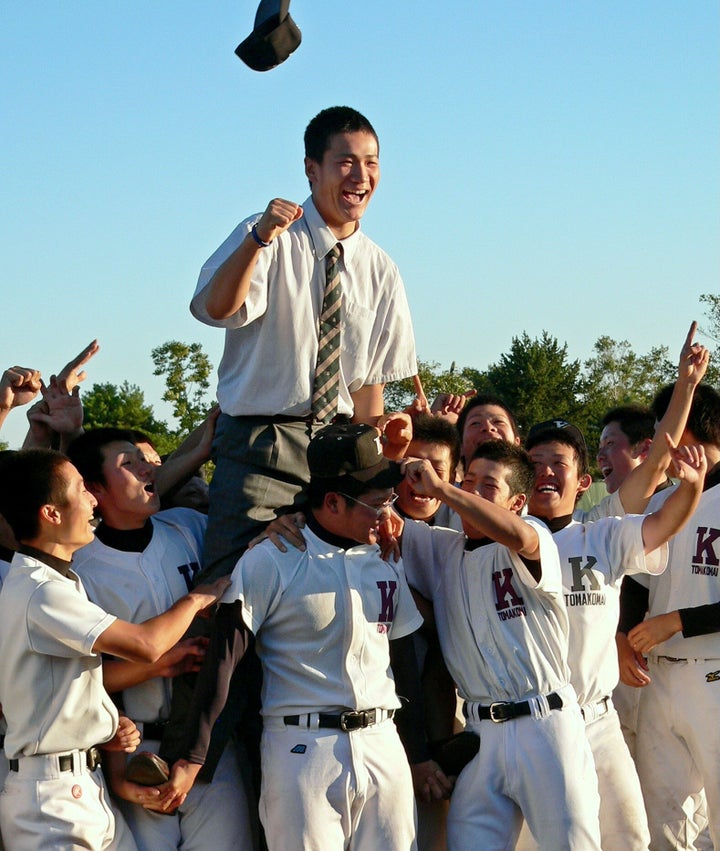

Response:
(72, 508), (206, 723)
(222, 526), (423, 717)
(635, 481), (720, 659)
(550, 515), (667, 706)
(400, 518), (570, 704)
(0, 552), (118, 760)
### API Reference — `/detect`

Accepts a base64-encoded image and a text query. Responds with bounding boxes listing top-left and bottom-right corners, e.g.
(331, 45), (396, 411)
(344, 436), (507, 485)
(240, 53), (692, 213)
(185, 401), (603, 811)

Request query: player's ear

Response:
(632, 438), (652, 461)
(304, 157), (318, 186)
(509, 492), (527, 514)
(576, 473), (593, 496)
(39, 503), (62, 527)
(324, 492), (342, 515)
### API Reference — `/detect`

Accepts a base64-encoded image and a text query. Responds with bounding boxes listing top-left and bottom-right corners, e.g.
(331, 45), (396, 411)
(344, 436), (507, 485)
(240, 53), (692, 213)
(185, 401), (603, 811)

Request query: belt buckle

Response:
(489, 702), (511, 723)
(86, 747), (102, 772)
(340, 710), (374, 732)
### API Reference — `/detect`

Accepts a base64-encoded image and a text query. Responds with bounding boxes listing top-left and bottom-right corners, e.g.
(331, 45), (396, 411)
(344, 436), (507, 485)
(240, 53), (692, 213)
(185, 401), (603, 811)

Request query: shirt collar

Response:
(302, 196), (362, 266)
(17, 544), (73, 577)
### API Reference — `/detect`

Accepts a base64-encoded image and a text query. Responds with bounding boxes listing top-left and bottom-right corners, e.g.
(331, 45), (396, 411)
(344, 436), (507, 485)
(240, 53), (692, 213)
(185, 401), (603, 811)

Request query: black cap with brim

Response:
(315, 462), (404, 498)
(235, 0), (301, 72)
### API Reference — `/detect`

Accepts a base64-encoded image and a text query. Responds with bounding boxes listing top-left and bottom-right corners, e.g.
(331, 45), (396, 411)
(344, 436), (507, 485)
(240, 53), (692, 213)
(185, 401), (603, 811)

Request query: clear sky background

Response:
(2, 1), (718, 448)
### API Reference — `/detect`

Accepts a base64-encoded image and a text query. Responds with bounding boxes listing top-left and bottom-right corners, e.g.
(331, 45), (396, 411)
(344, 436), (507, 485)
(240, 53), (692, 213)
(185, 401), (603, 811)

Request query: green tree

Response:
(483, 331), (585, 437)
(698, 294), (720, 386)
(82, 381), (172, 451)
(384, 360), (485, 412)
(151, 341), (212, 435)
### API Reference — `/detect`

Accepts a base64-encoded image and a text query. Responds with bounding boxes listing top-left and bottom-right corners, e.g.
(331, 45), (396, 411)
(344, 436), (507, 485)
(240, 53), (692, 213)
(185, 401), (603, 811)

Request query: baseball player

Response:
(524, 419), (706, 851)
(155, 423), (447, 850)
(398, 441), (603, 850)
(67, 428), (253, 851)
(0, 449), (228, 850)
(620, 381), (720, 849)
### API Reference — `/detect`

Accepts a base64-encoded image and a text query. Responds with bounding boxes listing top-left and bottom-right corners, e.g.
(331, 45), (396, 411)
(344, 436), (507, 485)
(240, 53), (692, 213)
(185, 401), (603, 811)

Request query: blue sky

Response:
(2, 1), (718, 447)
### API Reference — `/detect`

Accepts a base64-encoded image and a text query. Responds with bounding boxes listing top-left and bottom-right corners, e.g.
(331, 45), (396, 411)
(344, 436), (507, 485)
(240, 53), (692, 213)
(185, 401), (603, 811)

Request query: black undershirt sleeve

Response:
(389, 632), (431, 765)
(679, 603), (720, 638)
(617, 576), (650, 634)
(182, 601), (253, 766)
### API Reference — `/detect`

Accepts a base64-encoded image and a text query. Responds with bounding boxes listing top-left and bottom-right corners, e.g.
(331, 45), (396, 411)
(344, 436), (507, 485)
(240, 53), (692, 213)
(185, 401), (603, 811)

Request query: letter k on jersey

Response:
(376, 580), (397, 622)
(492, 569), (524, 612)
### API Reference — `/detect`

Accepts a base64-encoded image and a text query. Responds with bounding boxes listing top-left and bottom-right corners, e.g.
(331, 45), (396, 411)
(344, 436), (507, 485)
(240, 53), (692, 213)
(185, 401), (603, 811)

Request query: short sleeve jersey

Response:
(221, 527), (423, 717)
(190, 198), (417, 417)
(72, 509), (206, 722)
(0, 553), (118, 759)
(550, 515), (666, 705)
(639, 482), (720, 659)
(401, 518), (570, 704)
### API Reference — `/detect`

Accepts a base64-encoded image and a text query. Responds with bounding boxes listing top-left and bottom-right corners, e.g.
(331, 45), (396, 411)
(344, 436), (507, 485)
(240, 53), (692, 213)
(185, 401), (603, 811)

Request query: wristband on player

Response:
(250, 223), (271, 247)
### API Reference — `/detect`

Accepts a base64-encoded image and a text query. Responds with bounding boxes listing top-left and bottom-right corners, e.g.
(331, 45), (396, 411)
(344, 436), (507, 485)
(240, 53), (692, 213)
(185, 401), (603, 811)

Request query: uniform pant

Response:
(0, 751), (137, 851)
(199, 414), (321, 583)
(260, 717), (417, 851)
(448, 691), (601, 851)
(637, 657), (720, 850)
(117, 739), (254, 851)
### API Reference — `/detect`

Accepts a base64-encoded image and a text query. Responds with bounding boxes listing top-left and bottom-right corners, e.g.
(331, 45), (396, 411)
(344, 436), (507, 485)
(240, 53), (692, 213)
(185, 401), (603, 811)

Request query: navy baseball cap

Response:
(308, 423), (403, 491)
(235, 0), (301, 72)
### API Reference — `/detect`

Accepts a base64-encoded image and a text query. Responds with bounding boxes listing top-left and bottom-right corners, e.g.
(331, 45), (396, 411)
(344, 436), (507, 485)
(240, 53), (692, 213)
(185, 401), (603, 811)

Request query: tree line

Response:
(79, 296), (719, 472)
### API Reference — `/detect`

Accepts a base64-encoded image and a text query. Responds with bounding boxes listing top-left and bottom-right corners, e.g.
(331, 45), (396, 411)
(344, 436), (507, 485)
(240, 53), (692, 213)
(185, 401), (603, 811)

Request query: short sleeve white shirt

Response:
(0, 553), (118, 759)
(190, 198), (417, 416)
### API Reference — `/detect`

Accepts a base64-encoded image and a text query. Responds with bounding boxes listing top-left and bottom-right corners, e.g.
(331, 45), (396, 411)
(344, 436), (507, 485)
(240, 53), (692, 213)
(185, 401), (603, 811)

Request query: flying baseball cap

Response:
(307, 423), (403, 492)
(235, 0), (301, 72)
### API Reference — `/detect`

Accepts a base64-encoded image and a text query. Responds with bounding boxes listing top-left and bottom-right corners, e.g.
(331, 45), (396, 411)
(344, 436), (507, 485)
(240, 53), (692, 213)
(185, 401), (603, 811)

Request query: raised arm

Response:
(403, 458), (539, 559)
(0, 366), (42, 431)
(204, 199), (303, 320)
(618, 321), (708, 513)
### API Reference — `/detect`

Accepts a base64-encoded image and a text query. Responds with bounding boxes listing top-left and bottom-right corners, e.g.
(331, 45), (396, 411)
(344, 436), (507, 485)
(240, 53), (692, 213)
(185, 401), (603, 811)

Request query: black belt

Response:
(141, 720), (168, 741)
(464, 693), (563, 723)
(283, 708), (394, 732)
(9, 746), (102, 773)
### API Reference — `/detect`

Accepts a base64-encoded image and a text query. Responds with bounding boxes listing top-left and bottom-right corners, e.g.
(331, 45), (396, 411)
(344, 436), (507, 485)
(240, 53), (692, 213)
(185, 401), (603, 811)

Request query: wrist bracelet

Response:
(250, 223), (271, 247)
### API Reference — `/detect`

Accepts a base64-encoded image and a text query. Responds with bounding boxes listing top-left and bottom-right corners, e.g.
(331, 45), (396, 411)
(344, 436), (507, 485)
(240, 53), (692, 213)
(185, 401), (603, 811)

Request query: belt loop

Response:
(531, 693), (551, 719)
(72, 750), (83, 775)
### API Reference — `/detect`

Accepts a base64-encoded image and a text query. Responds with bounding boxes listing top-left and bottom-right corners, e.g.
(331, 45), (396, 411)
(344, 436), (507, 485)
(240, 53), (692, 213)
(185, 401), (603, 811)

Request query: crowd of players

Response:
(0, 104), (718, 851)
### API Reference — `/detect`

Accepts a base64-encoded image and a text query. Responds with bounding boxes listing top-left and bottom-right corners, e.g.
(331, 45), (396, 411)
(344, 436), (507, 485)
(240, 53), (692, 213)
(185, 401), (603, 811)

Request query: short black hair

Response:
(0, 449), (70, 541)
(456, 394), (520, 445)
(652, 383), (720, 448)
(525, 427), (590, 477)
(410, 414), (461, 478)
(468, 441), (535, 498)
(601, 405), (655, 446)
(304, 106), (378, 164)
(67, 427), (137, 486)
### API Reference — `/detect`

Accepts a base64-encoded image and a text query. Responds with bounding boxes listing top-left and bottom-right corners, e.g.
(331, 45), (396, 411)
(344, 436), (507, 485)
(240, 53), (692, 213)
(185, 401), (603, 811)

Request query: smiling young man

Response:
(156, 423), (432, 850)
(66, 429), (253, 850)
(0, 450), (229, 850)
(524, 418), (706, 851)
(190, 105), (417, 582)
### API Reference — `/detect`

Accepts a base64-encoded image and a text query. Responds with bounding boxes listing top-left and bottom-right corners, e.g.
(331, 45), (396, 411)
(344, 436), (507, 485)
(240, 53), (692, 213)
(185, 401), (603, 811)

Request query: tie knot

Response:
(328, 243), (342, 263)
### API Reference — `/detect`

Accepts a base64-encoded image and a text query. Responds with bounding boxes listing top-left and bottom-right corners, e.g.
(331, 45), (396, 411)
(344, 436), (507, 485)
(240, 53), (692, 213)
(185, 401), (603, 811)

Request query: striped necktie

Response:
(311, 244), (343, 422)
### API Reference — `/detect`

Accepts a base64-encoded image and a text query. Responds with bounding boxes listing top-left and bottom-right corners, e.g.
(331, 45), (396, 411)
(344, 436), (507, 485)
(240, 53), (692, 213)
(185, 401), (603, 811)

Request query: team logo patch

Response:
(290, 744), (307, 754)
(377, 623), (388, 634)
(71, 784), (82, 799)
(706, 670), (720, 683)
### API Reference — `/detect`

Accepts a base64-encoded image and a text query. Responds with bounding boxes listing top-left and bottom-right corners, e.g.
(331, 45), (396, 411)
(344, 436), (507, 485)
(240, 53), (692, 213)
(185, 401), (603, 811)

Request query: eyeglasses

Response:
(338, 492), (399, 517)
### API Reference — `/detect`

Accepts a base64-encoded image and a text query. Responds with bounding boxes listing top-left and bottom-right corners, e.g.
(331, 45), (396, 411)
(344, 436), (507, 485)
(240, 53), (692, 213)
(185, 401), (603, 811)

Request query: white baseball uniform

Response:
(0, 552), (11, 851)
(632, 480), (720, 849)
(72, 510), (253, 851)
(0, 549), (136, 850)
(550, 513), (667, 851)
(207, 524), (424, 850)
(401, 519), (602, 850)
